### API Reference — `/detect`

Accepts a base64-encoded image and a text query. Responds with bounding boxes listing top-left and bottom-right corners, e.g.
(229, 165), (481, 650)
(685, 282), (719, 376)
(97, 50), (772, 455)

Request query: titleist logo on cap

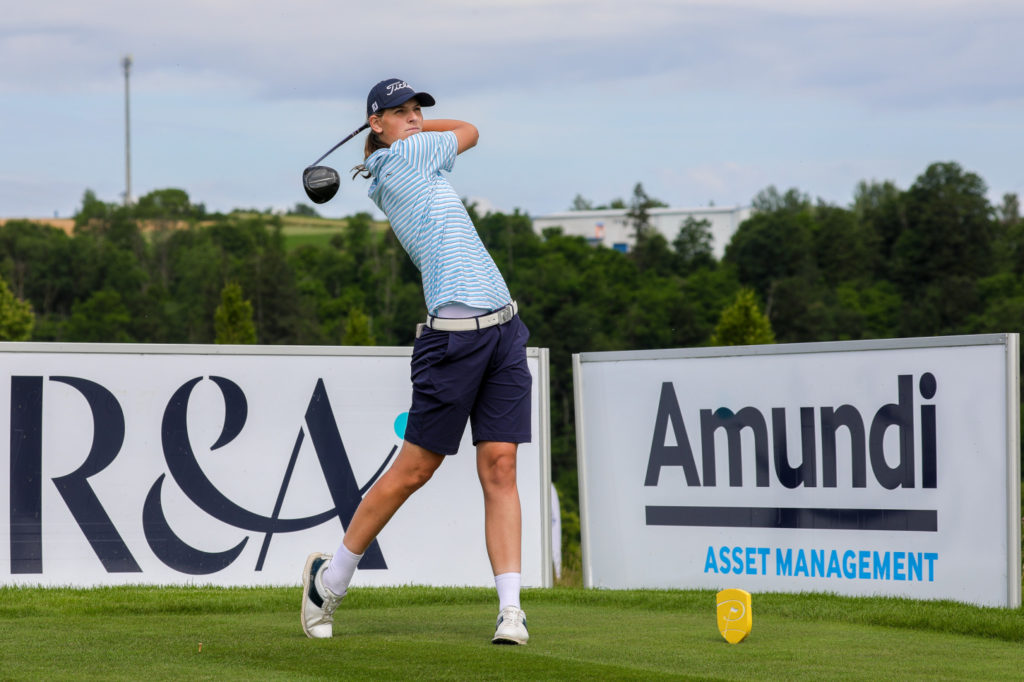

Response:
(371, 82), (411, 112)
(385, 81), (411, 96)
(367, 78), (434, 118)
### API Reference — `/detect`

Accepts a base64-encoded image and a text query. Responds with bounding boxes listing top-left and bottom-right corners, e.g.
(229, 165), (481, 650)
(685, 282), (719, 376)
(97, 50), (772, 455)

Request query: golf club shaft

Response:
(309, 123), (370, 167)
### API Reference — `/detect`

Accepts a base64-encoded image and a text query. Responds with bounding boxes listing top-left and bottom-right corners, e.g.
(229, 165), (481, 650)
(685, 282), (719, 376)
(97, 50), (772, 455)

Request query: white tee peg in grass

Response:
(716, 588), (752, 644)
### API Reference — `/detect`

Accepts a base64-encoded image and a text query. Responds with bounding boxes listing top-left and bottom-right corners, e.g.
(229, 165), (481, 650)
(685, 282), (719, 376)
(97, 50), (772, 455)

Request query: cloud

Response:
(1, 1), (1021, 218)
(2, 1), (1021, 109)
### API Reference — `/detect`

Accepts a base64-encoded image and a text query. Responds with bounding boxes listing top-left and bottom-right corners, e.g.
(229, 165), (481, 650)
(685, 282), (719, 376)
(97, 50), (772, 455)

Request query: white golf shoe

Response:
(301, 552), (344, 639)
(492, 605), (529, 645)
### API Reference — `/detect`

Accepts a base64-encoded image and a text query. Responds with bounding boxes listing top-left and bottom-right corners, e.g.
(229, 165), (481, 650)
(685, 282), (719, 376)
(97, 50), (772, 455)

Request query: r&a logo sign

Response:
(9, 375), (396, 576)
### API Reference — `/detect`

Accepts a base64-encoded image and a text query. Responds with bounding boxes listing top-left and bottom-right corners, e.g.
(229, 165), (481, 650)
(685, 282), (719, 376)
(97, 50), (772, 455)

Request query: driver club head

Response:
(302, 165), (341, 204)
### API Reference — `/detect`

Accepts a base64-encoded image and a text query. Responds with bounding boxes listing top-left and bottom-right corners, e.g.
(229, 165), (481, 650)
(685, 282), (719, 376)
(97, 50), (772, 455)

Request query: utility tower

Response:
(122, 55), (132, 205)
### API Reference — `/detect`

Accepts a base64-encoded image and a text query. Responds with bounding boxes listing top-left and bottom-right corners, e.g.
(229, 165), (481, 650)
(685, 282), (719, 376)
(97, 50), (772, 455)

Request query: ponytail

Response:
(351, 128), (390, 179)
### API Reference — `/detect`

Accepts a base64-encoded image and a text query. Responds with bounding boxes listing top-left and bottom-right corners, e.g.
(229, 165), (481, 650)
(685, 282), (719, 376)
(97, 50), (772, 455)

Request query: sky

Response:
(1, 0), (1022, 221)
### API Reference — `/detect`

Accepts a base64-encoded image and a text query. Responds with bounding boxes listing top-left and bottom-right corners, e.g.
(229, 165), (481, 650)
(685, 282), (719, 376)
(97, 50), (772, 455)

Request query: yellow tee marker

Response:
(716, 588), (752, 644)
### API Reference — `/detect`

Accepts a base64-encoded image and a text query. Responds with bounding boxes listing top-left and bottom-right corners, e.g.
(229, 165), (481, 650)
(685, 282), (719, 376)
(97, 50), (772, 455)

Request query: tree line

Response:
(1, 161), (1022, 542)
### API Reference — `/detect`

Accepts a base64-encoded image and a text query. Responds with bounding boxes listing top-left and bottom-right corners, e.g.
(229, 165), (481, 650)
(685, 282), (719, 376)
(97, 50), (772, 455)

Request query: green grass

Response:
(0, 586), (1021, 680)
(282, 230), (341, 250)
(278, 215), (347, 251)
(277, 214), (390, 251)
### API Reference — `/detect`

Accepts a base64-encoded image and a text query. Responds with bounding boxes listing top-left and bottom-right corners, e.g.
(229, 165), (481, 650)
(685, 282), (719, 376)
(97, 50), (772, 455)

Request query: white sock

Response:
(494, 572), (521, 611)
(322, 543), (363, 597)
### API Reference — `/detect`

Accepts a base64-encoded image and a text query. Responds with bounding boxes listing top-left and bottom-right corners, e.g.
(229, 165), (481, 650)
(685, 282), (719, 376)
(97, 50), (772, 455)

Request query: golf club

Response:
(302, 122), (370, 204)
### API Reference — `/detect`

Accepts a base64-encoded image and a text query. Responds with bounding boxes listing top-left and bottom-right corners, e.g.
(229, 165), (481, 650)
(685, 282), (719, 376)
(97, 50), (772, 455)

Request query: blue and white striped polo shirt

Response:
(365, 131), (511, 315)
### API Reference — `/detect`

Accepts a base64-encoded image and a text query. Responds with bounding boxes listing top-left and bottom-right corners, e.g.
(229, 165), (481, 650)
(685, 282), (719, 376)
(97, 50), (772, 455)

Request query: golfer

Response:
(301, 78), (532, 646)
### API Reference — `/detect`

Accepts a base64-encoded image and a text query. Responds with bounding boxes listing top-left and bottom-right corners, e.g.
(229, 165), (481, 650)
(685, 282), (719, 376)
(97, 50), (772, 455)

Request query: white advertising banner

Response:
(574, 335), (1020, 607)
(1, 343), (551, 588)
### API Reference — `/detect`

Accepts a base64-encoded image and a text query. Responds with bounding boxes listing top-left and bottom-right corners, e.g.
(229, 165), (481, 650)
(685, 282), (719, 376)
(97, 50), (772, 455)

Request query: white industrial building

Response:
(531, 205), (752, 258)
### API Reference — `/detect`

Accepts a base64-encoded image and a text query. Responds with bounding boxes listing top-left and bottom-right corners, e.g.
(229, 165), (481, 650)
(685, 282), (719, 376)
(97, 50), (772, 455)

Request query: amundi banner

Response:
(573, 334), (1020, 607)
(2, 343), (552, 588)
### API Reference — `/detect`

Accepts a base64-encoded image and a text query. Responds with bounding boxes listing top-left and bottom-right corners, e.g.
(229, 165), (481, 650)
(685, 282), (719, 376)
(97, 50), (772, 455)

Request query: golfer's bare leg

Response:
(476, 441), (521, 574)
(342, 441), (444, 554)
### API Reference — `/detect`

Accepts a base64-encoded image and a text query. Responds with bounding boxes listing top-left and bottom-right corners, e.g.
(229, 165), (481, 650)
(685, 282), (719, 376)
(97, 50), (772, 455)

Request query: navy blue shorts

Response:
(404, 315), (532, 456)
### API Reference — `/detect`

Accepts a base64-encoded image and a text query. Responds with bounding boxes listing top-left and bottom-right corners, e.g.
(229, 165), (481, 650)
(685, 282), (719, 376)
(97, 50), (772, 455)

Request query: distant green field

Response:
(282, 230), (341, 250)
(278, 215), (346, 250)
(278, 215), (388, 251)
(1, 586), (1021, 680)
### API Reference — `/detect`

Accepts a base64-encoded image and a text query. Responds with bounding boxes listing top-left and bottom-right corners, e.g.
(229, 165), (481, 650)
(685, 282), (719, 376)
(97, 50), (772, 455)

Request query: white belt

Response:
(424, 301), (518, 332)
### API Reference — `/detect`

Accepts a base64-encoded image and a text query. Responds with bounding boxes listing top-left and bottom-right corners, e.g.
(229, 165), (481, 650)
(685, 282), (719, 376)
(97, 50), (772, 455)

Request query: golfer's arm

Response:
(422, 119), (478, 154)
